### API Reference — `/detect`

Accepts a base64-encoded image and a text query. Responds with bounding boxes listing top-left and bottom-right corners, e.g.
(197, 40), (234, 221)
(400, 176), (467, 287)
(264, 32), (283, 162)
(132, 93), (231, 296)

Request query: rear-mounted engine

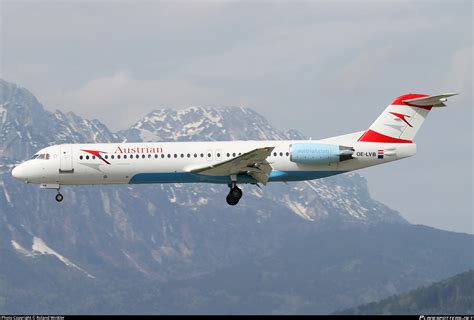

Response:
(290, 143), (354, 165)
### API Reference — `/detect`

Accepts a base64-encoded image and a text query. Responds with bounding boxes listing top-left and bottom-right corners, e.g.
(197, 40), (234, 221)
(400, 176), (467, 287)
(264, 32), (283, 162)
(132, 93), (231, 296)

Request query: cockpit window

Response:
(33, 153), (51, 160)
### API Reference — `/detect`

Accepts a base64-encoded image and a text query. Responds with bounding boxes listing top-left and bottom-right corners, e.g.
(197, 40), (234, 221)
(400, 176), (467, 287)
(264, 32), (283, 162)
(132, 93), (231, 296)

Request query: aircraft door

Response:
(59, 145), (74, 173)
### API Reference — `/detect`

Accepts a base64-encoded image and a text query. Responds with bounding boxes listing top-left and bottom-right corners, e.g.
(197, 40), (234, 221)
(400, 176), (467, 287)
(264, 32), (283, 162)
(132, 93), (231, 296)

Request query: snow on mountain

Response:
(0, 103), (7, 125)
(11, 240), (33, 256)
(11, 237), (95, 278)
(119, 106), (288, 142)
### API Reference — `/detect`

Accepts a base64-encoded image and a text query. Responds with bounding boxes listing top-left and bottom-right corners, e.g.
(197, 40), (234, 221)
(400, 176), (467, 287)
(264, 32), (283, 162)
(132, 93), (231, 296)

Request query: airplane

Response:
(11, 93), (457, 206)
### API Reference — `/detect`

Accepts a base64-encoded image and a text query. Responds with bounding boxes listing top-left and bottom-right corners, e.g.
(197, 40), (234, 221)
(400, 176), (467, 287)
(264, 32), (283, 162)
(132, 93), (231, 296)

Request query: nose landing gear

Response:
(40, 184), (64, 203)
(226, 181), (243, 206)
(55, 193), (64, 202)
(55, 187), (63, 203)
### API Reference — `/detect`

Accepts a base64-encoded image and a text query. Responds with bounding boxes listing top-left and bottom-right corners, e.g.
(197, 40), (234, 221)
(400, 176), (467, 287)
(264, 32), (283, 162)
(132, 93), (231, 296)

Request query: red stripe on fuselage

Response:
(358, 130), (413, 143)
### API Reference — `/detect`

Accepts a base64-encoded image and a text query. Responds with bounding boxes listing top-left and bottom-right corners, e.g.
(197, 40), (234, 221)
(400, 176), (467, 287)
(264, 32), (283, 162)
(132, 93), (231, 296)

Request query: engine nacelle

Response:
(290, 143), (354, 165)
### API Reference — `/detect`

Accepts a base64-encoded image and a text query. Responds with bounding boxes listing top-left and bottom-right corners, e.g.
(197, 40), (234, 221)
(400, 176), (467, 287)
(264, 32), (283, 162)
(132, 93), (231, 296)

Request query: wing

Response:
(190, 147), (275, 185)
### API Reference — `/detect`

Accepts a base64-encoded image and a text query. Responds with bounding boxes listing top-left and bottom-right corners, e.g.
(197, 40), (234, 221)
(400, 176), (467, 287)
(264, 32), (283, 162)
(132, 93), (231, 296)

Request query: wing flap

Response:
(191, 147), (275, 184)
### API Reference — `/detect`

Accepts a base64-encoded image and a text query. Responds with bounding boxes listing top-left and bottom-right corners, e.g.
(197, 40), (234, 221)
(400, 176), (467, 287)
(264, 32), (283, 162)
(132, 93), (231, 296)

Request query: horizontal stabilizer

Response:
(403, 93), (458, 107)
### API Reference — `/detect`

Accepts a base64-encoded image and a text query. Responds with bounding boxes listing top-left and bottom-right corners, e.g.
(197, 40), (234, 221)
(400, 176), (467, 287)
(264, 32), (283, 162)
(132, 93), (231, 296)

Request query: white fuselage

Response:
(11, 138), (416, 187)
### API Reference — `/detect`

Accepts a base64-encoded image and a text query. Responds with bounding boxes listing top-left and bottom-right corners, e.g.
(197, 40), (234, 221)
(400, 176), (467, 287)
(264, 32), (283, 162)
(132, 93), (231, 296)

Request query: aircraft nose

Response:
(12, 164), (27, 181)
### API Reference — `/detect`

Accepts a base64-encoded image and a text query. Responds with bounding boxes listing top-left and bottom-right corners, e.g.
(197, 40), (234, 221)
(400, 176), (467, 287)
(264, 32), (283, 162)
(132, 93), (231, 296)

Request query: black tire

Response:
(226, 194), (239, 206)
(55, 193), (64, 202)
(230, 187), (243, 200)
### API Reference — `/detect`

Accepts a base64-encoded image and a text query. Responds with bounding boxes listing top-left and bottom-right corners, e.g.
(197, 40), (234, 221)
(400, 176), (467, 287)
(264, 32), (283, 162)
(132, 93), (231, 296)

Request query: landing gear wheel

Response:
(226, 194), (239, 206)
(55, 193), (64, 202)
(226, 185), (242, 206)
(230, 186), (242, 200)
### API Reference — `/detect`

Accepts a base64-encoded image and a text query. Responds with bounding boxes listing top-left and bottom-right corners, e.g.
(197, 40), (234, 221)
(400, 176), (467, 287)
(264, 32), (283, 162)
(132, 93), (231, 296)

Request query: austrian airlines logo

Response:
(81, 149), (111, 165)
(389, 112), (412, 127)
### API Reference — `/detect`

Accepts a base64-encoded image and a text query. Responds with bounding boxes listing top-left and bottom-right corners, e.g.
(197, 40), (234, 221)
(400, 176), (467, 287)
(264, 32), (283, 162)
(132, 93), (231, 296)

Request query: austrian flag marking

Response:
(377, 150), (384, 159)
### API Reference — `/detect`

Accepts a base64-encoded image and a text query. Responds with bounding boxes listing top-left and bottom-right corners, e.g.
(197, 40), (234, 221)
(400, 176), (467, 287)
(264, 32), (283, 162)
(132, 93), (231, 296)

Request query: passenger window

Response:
(142, 154), (146, 159)
(80, 155), (83, 160)
(194, 153), (197, 158)
(124, 155), (127, 159)
(200, 153), (204, 158)
(86, 155), (90, 160)
(117, 155), (121, 159)
(136, 154), (140, 159)
(105, 155), (108, 159)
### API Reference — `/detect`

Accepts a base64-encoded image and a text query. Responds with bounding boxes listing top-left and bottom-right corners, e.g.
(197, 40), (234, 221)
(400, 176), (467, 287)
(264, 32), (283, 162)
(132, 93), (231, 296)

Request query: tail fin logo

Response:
(389, 112), (412, 127)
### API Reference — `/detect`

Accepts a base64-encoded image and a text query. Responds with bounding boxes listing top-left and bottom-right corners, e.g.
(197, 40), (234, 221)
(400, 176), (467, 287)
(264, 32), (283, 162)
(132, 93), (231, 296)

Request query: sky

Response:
(1, 0), (472, 234)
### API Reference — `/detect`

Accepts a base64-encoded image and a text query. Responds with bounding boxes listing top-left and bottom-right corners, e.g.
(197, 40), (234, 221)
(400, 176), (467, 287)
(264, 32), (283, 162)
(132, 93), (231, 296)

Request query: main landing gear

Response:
(226, 181), (243, 206)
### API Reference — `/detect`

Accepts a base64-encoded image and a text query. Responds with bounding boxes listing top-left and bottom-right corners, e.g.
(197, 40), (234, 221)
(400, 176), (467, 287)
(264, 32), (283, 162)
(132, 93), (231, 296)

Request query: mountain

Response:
(338, 269), (474, 315)
(118, 106), (288, 142)
(0, 79), (119, 164)
(0, 79), (473, 314)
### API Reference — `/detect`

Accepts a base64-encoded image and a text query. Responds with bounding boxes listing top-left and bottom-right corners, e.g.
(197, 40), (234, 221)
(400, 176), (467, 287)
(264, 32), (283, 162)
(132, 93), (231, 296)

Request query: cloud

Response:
(2, 1), (232, 39)
(174, 14), (434, 80)
(322, 45), (399, 93)
(443, 46), (473, 102)
(42, 72), (221, 130)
